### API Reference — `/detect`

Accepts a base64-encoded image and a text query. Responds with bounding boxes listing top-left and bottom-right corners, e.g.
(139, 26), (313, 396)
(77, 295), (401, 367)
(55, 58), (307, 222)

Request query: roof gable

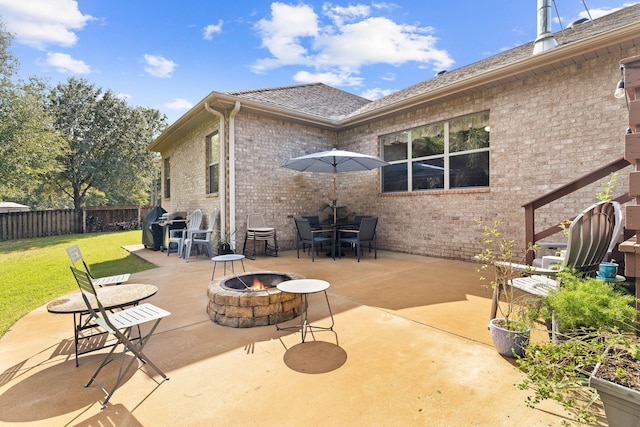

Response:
(226, 83), (371, 120)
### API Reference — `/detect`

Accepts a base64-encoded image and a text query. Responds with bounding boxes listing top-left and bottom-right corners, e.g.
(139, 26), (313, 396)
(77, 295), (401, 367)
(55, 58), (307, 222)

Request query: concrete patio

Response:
(0, 246), (571, 426)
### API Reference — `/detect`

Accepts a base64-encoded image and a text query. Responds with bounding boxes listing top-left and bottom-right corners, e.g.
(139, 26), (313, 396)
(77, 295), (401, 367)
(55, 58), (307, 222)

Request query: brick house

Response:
(149, 4), (640, 262)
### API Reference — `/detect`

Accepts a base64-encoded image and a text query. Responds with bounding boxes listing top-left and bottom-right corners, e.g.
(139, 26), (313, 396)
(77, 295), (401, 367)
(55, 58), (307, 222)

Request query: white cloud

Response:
(322, 3), (370, 26)
(203, 20), (223, 40)
(0, 0), (93, 49)
(45, 52), (90, 74)
(252, 2), (319, 72)
(293, 70), (363, 86)
(251, 2), (454, 87)
(381, 72), (395, 81)
(360, 87), (396, 100)
(143, 54), (177, 78)
(164, 98), (193, 110)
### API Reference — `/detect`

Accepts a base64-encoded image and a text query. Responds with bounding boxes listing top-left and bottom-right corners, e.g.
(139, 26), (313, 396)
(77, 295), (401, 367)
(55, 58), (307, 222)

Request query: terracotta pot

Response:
(488, 318), (530, 358)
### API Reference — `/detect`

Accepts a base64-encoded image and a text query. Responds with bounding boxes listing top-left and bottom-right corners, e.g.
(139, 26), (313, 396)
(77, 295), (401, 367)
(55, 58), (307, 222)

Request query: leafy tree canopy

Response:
(47, 77), (167, 209)
(0, 22), (65, 206)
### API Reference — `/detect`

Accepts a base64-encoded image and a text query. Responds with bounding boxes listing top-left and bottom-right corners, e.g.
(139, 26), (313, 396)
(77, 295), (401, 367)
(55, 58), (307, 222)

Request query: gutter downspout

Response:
(228, 101), (241, 250)
(204, 102), (227, 244)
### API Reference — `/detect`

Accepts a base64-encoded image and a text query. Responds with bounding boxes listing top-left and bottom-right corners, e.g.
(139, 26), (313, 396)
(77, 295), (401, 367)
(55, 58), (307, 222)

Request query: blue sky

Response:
(0, 0), (637, 124)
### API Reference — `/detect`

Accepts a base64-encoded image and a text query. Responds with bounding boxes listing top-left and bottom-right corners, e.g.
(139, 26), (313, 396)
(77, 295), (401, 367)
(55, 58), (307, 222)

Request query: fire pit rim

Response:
(218, 271), (300, 292)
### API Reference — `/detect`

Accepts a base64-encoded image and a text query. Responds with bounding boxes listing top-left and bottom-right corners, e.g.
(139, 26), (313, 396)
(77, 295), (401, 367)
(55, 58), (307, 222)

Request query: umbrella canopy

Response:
(283, 148), (389, 223)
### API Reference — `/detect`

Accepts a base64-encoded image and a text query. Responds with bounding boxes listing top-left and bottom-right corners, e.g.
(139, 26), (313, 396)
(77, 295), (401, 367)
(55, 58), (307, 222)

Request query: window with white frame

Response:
(207, 131), (219, 194)
(380, 111), (490, 193)
(163, 157), (171, 199)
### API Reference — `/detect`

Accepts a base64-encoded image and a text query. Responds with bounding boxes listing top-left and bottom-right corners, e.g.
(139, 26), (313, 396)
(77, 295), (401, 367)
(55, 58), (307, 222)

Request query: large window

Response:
(207, 131), (219, 194)
(380, 111), (490, 192)
(164, 157), (171, 199)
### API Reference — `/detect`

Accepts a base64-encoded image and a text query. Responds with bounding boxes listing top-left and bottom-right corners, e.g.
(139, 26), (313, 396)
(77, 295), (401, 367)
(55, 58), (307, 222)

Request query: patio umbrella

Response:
(283, 148), (389, 223)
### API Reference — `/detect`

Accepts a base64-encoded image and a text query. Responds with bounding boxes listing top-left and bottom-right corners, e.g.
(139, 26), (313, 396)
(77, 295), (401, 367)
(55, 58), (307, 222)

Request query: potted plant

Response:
(589, 336), (640, 427)
(476, 219), (537, 357)
(215, 229), (235, 255)
(321, 203), (352, 224)
(516, 271), (639, 425)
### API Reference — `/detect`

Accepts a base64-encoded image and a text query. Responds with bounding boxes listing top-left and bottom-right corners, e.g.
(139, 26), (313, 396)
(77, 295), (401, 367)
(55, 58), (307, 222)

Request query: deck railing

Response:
(523, 157), (632, 264)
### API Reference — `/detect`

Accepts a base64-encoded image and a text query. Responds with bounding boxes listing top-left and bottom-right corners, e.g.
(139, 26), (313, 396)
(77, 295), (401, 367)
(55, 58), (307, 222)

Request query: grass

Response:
(0, 230), (157, 338)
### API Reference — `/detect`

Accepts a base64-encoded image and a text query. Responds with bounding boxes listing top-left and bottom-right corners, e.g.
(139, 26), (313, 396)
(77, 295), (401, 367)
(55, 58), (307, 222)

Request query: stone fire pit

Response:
(207, 271), (304, 328)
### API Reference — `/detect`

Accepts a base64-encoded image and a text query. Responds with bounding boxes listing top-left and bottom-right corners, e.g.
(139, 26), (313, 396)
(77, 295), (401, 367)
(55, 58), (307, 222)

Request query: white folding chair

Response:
(70, 266), (171, 409)
(66, 244), (130, 286)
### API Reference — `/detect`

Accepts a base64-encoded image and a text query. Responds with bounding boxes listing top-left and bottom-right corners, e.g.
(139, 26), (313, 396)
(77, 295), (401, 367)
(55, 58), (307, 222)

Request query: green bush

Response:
(541, 271), (637, 333)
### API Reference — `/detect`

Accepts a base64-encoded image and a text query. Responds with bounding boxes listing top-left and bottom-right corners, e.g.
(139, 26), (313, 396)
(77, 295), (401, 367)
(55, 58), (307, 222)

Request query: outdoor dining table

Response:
(319, 222), (358, 258)
(47, 283), (158, 366)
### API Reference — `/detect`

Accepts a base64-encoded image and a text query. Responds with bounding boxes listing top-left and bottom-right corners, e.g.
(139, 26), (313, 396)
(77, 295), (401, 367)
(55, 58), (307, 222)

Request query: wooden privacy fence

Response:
(0, 206), (155, 241)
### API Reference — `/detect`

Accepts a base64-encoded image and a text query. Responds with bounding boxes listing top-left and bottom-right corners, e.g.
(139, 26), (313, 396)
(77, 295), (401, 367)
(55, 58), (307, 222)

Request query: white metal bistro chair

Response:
(70, 266), (171, 409)
(66, 244), (130, 286)
(242, 213), (278, 259)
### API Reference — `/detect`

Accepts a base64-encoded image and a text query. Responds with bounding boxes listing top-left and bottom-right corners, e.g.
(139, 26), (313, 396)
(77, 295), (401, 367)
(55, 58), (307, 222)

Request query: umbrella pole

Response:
(333, 165), (337, 224)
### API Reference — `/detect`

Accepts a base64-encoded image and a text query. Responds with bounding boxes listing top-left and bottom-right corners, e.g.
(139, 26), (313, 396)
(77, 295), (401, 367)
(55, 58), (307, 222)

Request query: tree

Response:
(47, 77), (167, 209)
(0, 22), (65, 206)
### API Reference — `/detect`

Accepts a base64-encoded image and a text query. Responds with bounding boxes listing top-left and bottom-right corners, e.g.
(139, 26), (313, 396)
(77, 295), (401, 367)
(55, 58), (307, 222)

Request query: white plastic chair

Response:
(66, 244), (130, 286)
(70, 266), (170, 409)
(167, 209), (202, 257)
(183, 208), (218, 262)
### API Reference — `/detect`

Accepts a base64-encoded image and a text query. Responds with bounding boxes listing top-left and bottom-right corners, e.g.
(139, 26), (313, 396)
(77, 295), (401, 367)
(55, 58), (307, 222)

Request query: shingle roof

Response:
(226, 83), (371, 120)
(345, 3), (640, 119)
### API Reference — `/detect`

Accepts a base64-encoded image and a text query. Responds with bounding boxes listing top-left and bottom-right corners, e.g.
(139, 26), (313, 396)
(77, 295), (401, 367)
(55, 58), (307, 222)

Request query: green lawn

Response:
(0, 230), (157, 338)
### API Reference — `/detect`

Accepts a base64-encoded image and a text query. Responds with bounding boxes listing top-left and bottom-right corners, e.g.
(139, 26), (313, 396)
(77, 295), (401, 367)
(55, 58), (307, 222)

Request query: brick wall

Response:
(161, 47), (637, 261)
(337, 50), (634, 260)
(162, 118), (222, 231)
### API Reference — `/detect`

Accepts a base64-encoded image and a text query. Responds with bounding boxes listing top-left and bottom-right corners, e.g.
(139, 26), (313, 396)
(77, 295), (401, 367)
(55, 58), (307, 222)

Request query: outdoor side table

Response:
(211, 254), (246, 279)
(275, 279), (334, 343)
(47, 283), (158, 366)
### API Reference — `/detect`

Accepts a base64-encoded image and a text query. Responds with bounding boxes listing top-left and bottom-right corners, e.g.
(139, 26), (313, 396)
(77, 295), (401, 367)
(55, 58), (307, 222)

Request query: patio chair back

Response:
(66, 244), (130, 286)
(294, 217), (333, 261)
(184, 208), (219, 262)
(563, 201), (617, 274)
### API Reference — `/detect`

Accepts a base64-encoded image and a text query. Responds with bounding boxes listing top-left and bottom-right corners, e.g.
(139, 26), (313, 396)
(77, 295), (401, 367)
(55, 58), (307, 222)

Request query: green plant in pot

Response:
(476, 219), (537, 357)
(589, 334), (640, 427)
(516, 270), (639, 425)
(321, 203), (352, 224)
(215, 229), (235, 255)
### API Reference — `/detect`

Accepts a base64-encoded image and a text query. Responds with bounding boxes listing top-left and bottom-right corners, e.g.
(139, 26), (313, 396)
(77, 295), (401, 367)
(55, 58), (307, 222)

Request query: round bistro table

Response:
(47, 284), (158, 366)
(275, 279), (334, 343)
(211, 254), (246, 279)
